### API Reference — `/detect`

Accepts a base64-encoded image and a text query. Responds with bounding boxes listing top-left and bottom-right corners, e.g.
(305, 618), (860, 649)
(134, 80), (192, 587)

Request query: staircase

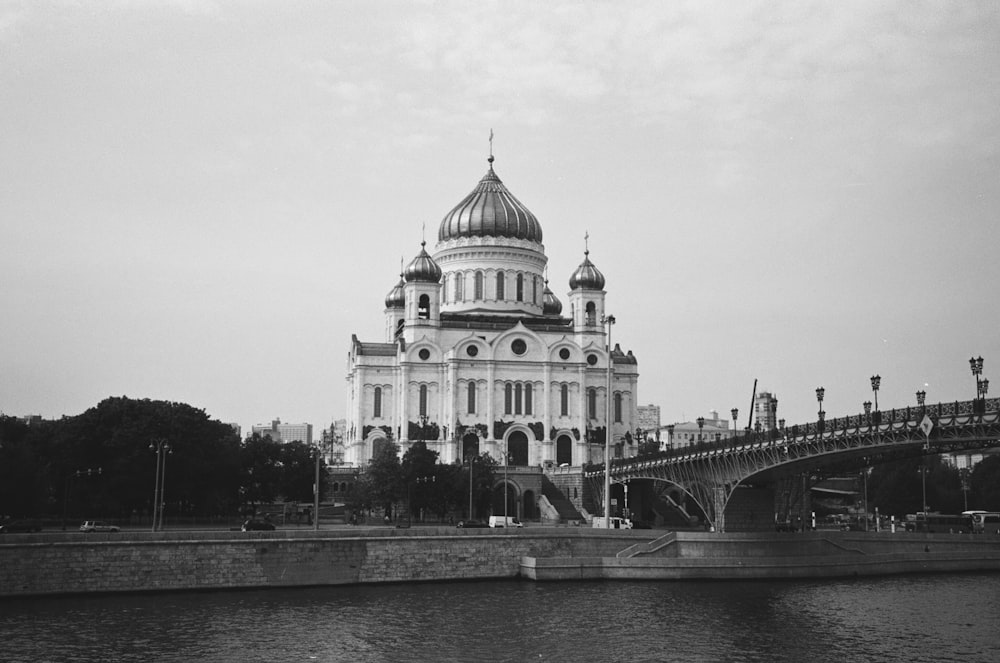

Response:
(541, 475), (585, 523)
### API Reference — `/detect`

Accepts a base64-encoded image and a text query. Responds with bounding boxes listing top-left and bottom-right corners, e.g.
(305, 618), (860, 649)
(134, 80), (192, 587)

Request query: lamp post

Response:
(863, 401), (872, 424)
(870, 374), (881, 418)
(916, 389), (926, 411)
(696, 417), (705, 444)
(601, 313), (616, 528)
(770, 398), (778, 433)
(730, 408), (738, 441)
(815, 387), (825, 424)
(149, 439), (171, 532)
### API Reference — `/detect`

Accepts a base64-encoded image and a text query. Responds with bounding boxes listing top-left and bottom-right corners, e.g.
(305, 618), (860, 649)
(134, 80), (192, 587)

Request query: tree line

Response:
(0, 397), (328, 523)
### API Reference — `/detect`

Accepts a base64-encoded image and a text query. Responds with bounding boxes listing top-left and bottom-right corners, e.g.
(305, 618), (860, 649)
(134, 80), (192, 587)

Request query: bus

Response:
(970, 512), (1000, 534)
(904, 513), (972, 533)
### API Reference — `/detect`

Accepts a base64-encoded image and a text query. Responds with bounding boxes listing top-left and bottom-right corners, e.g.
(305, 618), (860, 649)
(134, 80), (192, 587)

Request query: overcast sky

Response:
(3, 1), (998, 438)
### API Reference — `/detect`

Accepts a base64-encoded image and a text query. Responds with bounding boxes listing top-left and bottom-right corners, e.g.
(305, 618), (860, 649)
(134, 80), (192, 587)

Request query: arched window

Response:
(514, 383), (523, 415)
(467, 381), (476, 414)
(524, 383), (532, 415)
(614, 392), (622, 423)
(504, 383), (513, 414)
(496, 271), (505, 300)
(373, 386), (382, 418)
(418, 294), (430, 319)
(560, 384), (569, 416)
(587, 388), (597, 419)
(474, 271), (484, 300)
(419, 385), (428, 416)
(454, 273), (464, 301)
(533, 276), (540, 304)
(585, 301), (596, 326)
(516, 273), (524, 302)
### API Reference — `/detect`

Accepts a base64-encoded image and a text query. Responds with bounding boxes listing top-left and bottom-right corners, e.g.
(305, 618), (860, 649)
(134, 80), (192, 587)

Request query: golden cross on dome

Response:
(584, 231), (590, 254)
(489, 128), (494, 158)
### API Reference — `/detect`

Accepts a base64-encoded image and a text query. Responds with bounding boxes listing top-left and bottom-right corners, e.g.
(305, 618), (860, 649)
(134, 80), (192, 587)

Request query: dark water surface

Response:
(2, 573), (998, 662)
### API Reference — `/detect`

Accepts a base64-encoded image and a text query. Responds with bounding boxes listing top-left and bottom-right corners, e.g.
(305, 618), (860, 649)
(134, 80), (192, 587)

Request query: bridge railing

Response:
(586, 397), (1000, 473)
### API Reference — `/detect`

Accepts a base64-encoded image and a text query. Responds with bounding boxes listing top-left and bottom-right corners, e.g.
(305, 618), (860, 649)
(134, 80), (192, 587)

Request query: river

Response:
(1, 573), (998, 662)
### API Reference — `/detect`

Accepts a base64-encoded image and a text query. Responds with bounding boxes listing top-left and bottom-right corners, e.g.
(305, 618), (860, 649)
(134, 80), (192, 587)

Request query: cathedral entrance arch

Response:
(462, 432), (480, 461)
(506, 430), (529, 466)
(555, 434), (573, 465)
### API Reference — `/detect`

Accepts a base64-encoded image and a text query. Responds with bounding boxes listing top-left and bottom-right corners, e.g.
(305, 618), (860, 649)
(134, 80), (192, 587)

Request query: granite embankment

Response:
(0, 527), (635, 597)
(521, 530), (1000, 580)
(3, 528), (999, 598)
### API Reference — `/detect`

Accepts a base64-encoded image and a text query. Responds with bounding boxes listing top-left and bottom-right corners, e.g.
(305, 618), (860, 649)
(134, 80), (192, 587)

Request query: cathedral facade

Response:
(344, 154), (638, 469)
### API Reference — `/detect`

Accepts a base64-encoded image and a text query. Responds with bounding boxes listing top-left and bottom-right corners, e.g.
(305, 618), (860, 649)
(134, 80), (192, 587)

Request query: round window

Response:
(466, 345), (479, 357)
(586, 353), (598, 366)
(559, 348), (571, 360)
(511, 339), (527, 355)
(418, 348), (431, 361)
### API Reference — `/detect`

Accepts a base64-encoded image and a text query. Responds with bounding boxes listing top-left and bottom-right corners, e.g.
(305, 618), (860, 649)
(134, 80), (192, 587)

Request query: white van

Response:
(592, 517), (632, 529)
(488, 516), (523, 528)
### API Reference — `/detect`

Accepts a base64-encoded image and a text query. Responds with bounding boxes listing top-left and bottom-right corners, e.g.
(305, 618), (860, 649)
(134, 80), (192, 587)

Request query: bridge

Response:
(586, 397), (1000, 532)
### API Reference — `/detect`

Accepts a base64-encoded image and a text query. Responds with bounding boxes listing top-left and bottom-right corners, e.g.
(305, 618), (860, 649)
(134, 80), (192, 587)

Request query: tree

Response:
(401, 441), (440, 520)
(277, 439), (325, 503)
(869, 455), (965, 517)
(366, 441), (403, 518)
(970, 455), (1000, 511)
(239, 433), (282, 510)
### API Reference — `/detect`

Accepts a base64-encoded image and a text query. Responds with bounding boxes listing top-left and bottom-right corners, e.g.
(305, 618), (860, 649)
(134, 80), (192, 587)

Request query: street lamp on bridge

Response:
(816, 387), (825, 428)
(863, 400), (872, 424)
(970, 356), (988, 414)
(730, 408), (738, 440)
(870, 375), (881, 420)
(916, 390), (926, 409)
(696, 416), (705, 444)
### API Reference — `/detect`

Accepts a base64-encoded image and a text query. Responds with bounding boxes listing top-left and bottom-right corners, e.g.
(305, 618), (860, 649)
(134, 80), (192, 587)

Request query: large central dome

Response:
(437, 156), (543, 243)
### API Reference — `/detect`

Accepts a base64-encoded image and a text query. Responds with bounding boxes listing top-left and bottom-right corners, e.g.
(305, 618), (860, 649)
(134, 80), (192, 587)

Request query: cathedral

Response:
(344, 151), (638, 470)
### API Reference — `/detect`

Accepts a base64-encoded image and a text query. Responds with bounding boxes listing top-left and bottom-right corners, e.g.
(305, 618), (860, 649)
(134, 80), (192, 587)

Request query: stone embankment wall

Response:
(520, 530), (1000, 581)
(0, 527), (640, 598)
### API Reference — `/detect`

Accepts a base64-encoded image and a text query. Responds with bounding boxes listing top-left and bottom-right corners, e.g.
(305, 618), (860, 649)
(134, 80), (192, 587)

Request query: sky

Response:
(2, 1), (999, 438)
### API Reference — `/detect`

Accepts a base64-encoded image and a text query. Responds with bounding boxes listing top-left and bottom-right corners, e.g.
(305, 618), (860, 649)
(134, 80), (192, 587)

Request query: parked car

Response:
(241, 519), (275, 531)
(456, 520), (488, 528)
(488, 516), (523, 528)
(79, 521), (120, 533)
(0, 519), (42, 533)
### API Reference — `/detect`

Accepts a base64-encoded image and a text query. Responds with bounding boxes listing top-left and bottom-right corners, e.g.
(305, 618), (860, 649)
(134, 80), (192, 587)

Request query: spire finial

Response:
(584, 231), (590, 255)
(399, 256), (404, 277)
(488, 128), (494, 165)
(421, 221), (426, 247)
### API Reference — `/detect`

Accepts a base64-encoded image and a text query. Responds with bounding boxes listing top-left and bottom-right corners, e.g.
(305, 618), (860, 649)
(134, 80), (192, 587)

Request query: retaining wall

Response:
(0, 527), (643, 598)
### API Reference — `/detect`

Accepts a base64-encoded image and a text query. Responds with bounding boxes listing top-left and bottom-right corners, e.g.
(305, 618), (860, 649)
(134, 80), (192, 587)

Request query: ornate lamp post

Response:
(601, 313), (615, 527)
(770, 398), (778, 433)
(730, 408), (738, 440)
(863, 400), (872, 424)
(916, 389), (926, 411)
(816, 387), (825, 428)
(149, 438), (171, 532)
(696, 417), (705, 444)
(970, 355), (984, 395)
(870, 374), (881, 419)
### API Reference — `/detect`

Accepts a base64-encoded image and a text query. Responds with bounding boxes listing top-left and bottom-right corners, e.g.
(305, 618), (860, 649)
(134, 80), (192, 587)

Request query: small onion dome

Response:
(542, 281), (562, 315)
(403, 241), (442, 283)
(569, 249), (606, 290)
(384, 274), (405, 309)
(438, 156), (543, 243)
